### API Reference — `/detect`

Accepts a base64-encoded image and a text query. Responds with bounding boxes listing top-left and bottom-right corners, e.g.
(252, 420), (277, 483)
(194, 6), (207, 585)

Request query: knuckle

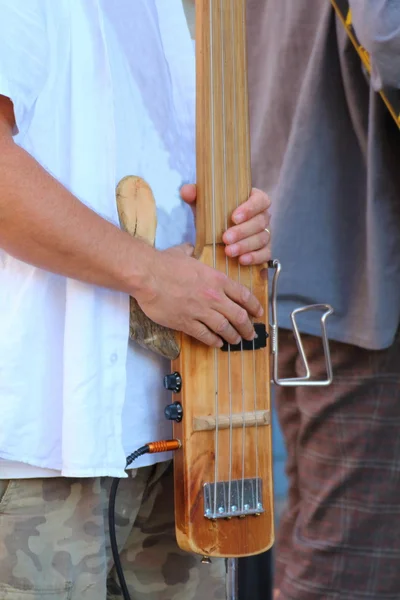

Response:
(258, 189), (269, 206)
(254, 248), (271, 265)
(215, 317), (229, 334)
(202, 286), (224, 303)
(234, 240), (246, 255)
(252, 252), (263, 266)
(216, 271), (229, 286)
(254, 231), (267, 249)
(240, 253), (254, 266)
(257, 213), (267, 228)
(236, 307), (249, 326)
(240, 285), (251, 304)
(194, 325), (211, 342)
(253, 189), (266, 207)
(262, 231), (269, 245)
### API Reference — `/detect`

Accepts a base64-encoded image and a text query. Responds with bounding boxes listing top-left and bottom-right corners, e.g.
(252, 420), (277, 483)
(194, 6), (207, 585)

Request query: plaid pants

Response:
(275, 329), (400, 600)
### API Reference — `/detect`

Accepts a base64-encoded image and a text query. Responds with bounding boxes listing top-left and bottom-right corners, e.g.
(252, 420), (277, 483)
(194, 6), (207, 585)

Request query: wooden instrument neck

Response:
(195, 0), (251, 254)
(172, 2), (274, 560)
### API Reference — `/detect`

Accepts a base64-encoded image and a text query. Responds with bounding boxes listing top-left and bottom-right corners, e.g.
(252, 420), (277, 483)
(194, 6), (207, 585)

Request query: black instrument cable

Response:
(108, 440), (181, 600)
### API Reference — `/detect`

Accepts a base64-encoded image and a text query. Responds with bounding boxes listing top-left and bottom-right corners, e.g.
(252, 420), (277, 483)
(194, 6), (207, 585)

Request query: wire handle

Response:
(269, 259), (334, 387)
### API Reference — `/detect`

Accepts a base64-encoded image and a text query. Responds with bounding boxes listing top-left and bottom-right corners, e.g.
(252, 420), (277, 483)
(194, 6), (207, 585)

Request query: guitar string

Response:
(230, 0), (247, 512)
(219, 0), (234, 512)
(241, 0), (260, 508)
(210, 0), (220, 518)
(210, 0), (259, 516)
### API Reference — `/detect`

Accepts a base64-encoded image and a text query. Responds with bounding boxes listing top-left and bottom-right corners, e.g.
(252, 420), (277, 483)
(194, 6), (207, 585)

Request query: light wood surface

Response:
(173, 0), (274, 557)
(118, 0), (274, 558)
(116, 176), (180, 360)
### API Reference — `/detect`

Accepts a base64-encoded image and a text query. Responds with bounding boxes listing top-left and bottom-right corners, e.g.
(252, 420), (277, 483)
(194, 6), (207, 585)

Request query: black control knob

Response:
(163, 372), (182, 393)
(164, 402), (183, 423)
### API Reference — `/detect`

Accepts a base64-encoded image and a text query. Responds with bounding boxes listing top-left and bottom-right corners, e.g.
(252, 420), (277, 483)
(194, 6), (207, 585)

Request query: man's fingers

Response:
(191, 322), (223, 348)
(180, 183), (197, 204)
(225, 301), (257, 340)
(223, 212), (269, 245)
(222, 277), (263, 320)
(205, 311), (242, 345)
(238, 246), (271, 266)
(225, 230), (269, 258)
(231, 188), (270, 224)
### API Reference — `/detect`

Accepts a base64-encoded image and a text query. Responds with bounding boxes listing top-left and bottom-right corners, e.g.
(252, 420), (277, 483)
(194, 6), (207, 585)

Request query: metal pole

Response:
(226, 558), (239, 600)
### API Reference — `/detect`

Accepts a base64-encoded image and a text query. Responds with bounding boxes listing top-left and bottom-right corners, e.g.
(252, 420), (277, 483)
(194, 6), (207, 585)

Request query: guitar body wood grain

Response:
(116, 176), (180, 360)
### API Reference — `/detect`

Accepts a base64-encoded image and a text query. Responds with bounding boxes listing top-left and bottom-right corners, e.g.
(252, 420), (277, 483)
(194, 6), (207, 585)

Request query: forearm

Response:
(0, 136), (154, 295)
(348, 0), (400, 89)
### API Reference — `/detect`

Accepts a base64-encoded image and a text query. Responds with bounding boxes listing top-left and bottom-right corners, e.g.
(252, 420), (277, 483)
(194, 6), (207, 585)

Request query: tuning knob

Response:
(163, 372), (182, 393)
(164, 402), (183, 423)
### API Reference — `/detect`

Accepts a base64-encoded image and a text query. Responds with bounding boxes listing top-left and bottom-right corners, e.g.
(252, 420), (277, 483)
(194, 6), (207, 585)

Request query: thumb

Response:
(180, 183), (197, 206)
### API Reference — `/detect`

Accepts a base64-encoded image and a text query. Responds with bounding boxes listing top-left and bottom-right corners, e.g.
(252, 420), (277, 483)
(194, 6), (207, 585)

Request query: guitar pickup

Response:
(220, 322), (268, 352)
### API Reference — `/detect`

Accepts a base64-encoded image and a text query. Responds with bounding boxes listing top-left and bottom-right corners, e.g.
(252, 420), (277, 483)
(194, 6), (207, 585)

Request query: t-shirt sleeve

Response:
(349, 0), (400, 90)
(0, 0), (49, 135)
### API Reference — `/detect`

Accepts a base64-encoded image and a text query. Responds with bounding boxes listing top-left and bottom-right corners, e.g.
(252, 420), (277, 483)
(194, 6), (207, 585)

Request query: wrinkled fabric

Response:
(274, 329), (400, 599)
(349, 0), (400, 89)
(0, 0), (195, 477)
(247, 0), (400, 351)
(0, 464), (226, 599)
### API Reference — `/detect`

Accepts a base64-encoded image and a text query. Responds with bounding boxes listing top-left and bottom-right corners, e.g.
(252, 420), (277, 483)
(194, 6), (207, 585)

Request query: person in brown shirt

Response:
(247, 0), (400, 598)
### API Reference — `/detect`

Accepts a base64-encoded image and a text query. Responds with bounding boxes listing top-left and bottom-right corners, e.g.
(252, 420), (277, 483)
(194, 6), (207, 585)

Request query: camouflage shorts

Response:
(0, 461), (227, 599)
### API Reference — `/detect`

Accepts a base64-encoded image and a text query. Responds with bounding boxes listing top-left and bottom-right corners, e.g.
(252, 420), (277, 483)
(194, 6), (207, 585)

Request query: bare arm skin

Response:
(0, 96), (268, 347)
(0, 95), (154, 295)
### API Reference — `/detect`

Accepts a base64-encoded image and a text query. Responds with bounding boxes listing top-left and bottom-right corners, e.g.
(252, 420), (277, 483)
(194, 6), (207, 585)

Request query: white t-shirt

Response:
(0, 0), (195, 478)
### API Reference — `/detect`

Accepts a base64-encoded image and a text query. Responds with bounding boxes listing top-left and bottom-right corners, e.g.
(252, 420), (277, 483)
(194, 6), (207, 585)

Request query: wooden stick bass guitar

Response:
(116, 0), (333, 573)
(117, 0), (273, 560)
